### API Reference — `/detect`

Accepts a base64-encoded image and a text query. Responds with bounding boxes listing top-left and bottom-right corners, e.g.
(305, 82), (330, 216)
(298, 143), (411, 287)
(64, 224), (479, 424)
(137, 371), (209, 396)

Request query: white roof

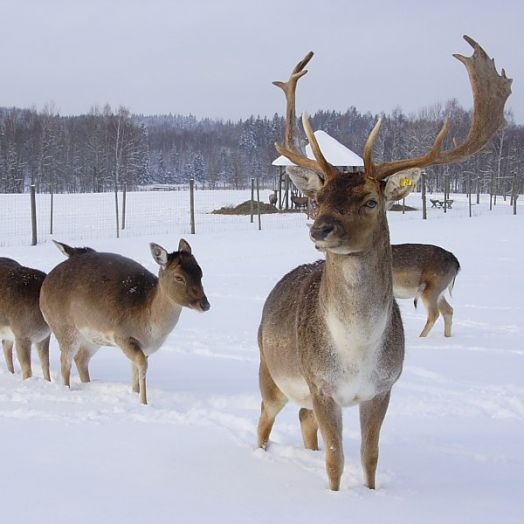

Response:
(272, 130), (364, 168)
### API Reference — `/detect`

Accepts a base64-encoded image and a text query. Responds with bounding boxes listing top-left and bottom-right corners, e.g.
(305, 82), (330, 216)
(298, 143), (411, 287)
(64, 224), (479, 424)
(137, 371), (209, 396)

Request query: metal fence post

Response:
(30, 184), (37, 246)
(189, 179), (196, 234)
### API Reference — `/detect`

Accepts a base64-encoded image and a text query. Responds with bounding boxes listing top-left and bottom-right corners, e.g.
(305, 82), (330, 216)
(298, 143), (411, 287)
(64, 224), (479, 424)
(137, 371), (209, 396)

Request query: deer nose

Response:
(200, 297), (211, 312)
(310, 221), (336, 241)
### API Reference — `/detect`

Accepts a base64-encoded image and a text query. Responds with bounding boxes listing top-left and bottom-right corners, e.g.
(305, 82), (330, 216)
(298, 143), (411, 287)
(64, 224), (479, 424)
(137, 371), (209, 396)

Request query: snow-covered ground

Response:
(0, 192), (522, 523)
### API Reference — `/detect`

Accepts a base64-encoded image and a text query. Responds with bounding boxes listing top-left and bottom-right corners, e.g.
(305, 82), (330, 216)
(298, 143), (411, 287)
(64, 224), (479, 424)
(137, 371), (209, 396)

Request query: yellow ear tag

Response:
(400, 177), (413, 188)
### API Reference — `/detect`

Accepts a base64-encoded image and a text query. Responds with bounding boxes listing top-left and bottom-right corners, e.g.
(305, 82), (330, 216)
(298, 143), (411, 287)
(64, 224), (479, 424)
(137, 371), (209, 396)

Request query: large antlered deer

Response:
(40, 239), (209, 404)
(392, 244), (460, 337)
(0, 258), (51, 380)
(257, 37), (511, 490)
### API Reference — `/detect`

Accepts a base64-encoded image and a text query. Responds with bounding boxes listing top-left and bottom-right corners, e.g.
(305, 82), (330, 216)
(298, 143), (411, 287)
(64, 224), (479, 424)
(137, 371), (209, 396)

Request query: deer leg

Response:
(74, 347), (93, 383)
(58, 337), (79, 388)
(299, 408), (319, 450)
(359, 391), (391, 489)
(312, 392), (343, 491)
(119, 339), (148, 404)
(257, 357), (287, 449)
(15, 337), (32, 379)
(438, 296), (454, 337)
(131, 363), (139, 393)
(2, 340), (15, 374)
(419, 288), (440, 337)
(131, 356), (147, 393)
(36, 336), (51, 381)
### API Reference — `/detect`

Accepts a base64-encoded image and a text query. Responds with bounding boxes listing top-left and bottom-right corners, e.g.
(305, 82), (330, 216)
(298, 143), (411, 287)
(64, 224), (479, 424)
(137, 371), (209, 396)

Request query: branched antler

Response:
(365, 35), (512, 180)
(273, 53), (339, 179)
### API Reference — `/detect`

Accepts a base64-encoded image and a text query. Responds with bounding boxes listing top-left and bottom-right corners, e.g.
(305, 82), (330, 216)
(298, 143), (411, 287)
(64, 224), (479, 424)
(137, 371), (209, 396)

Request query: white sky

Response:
(0, 0), (522, 123)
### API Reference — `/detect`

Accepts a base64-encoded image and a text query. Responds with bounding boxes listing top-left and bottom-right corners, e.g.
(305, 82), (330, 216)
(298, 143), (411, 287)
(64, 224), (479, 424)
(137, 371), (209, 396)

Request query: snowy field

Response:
(0, 192), (523, 523)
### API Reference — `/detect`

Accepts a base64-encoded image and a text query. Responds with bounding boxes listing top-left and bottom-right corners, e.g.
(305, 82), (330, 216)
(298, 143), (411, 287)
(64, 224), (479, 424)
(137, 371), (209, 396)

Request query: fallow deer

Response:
(257, 37), (511, 490)
(291, 194), (309, 210)
(392, 244), (460, 337)
(39, 239), (209, 404)
(0, 257), (51, 380)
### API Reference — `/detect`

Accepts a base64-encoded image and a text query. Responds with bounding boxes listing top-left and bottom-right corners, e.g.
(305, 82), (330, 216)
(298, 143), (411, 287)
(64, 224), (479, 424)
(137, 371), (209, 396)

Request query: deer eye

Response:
(174, 275), (186, 284)
(365, 199), (377, 209)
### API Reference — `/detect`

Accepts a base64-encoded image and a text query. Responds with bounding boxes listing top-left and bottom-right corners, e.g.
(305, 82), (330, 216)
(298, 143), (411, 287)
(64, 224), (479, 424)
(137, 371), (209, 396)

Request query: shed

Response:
(271, 130), (364, 209)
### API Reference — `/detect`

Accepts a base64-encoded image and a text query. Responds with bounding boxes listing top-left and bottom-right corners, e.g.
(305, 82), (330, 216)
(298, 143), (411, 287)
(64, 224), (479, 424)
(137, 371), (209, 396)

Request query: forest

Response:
(0, 101), (522, 195)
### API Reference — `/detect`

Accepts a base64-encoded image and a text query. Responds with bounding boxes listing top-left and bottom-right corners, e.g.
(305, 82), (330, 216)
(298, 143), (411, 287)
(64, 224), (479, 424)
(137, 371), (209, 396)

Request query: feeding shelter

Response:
(271, 130), (364, 210)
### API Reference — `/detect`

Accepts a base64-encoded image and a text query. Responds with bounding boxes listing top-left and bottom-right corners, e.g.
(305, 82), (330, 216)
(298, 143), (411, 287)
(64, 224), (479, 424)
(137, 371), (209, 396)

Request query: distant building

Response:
(271, 130), (364, 209)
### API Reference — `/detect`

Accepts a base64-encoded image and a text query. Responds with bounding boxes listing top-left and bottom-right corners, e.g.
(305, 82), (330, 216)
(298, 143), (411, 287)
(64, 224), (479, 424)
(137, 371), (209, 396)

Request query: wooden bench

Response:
(429, 199), (454, 209)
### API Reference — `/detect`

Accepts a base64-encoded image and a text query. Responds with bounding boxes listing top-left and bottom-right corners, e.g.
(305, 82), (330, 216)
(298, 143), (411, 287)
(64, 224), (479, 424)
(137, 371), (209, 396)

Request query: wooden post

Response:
(513, 173), (518, 215)
(50, 189), (54, 235)
(30, 184), (37, 246)
(402, 197), (405, 214)
(121, 183), (127, 230)
(421, 170), (427, 220)
(468, 172), (472, 218)
(476, 176), (480, 205)
(490, 171), (494, 210)
(256, 177), (261, 230)
(250, 177), (255, 223)
(443, 175), (448, 214)
(114, 183), (120, 239)
(284, 173), (289, 210)
(189, 179), (196, 234)
(278, 167), (283, 210)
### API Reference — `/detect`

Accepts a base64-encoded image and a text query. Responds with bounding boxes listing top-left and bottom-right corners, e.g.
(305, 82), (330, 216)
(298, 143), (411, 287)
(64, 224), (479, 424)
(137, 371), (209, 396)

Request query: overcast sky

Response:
(0, 0), (521, 123)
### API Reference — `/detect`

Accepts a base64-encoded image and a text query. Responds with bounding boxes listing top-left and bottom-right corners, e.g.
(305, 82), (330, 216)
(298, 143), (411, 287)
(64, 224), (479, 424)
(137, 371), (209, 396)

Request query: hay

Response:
(389, 204), (417, 212)
(212, 200), (279, 215)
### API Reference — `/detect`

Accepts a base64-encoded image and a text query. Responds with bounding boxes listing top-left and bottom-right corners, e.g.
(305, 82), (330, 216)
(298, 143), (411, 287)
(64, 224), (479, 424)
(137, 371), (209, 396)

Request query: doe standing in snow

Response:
(257, 38), (511, 490)
(392, 244), (461, 337)
(40, 239), (209, 404)
(0, 257), (51, 380)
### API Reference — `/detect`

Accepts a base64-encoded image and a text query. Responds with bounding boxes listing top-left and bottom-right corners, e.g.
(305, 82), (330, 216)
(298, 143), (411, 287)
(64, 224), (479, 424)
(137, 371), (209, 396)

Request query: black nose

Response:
(310, 223), (335, 241)
(200, 298), (210, 312)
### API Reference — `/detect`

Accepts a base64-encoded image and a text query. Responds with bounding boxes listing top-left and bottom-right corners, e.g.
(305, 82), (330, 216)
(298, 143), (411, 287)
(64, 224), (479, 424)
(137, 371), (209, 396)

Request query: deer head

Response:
(150, 239), (210, 312)
(275, 37), (511, 255)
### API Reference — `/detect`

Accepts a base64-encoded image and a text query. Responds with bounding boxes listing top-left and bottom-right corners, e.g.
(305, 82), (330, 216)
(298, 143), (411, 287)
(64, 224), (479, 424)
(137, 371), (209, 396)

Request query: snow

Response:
(272, 129), (364, 167)
(0, 192), (522, 523)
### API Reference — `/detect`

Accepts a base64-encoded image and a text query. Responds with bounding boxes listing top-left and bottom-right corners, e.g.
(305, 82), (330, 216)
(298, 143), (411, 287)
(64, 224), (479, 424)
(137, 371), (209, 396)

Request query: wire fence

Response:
(0, 179), (521, 247)
(0, 183), (307, 247)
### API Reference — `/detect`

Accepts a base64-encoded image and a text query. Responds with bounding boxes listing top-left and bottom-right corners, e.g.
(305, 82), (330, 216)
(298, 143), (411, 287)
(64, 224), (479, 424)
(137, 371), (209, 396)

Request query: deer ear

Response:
(150, 243), (169, 268)
(286, 166), (324, 198)
(178, 238), (192, 254)
(383, 168), (421, 206)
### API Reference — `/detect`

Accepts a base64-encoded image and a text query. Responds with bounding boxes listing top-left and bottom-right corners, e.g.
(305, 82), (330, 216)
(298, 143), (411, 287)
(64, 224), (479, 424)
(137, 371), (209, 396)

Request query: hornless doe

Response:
(40, 239), (209, 404)
(257, 37), (511, 490)
(392, 244), (461, 337)
(0, 258), (51, 380)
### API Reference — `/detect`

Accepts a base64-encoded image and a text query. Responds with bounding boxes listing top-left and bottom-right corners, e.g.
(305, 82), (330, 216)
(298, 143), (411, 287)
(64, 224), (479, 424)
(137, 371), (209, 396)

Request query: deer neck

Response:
(319, 221), (393, 337)
(147, 281), (183, 337)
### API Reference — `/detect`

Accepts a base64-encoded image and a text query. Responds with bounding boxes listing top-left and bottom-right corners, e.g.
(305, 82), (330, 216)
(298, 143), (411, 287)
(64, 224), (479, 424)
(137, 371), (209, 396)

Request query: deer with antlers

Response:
(257, 37), (511, 490)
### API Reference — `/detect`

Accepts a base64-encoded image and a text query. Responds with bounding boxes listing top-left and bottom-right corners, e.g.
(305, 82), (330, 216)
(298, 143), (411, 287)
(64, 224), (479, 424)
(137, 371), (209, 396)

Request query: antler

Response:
(365, 35), (512, 180)
(273, 52), (339, 179)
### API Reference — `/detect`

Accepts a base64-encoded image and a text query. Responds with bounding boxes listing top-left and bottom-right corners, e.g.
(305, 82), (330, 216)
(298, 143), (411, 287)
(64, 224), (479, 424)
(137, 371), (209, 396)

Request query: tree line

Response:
(0, 100), (522, 194)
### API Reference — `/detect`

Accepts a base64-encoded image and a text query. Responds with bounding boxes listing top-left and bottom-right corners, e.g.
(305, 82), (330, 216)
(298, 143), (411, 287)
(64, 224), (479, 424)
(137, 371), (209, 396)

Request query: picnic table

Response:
(430, 199), (454, 209)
